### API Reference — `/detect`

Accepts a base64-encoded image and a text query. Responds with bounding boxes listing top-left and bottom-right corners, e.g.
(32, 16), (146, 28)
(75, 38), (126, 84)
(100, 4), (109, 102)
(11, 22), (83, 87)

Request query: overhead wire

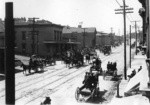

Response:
(115, 0), (134, 24)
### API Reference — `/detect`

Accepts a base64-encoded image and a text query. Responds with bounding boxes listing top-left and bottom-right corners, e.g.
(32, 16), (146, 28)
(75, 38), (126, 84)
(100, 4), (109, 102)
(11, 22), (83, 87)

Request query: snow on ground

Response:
(0, 44), (138, 105)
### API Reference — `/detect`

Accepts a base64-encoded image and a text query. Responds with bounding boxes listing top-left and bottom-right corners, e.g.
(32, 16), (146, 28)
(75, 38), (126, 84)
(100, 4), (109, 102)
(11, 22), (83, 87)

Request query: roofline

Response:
(15, 23), (63, 28)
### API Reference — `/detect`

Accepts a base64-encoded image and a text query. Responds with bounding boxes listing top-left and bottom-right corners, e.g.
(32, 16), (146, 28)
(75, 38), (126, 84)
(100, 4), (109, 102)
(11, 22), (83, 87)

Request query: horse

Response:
(20, 62), (31, 74)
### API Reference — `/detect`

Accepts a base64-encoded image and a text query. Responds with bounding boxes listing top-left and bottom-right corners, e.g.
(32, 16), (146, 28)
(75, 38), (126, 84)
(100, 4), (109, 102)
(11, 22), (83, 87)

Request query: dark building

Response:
(138, 0), (150, 94)
(14, 18), (63, 57)
(62, 25), (97, 49)
(96, 31), (122, 48)
(0, 19), (5, 73)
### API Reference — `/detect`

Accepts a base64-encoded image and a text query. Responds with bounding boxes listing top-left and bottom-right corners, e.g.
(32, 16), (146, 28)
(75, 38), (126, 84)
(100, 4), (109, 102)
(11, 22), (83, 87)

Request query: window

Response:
(22, 43), (26, 54)
(54, 31), (56, 41)
(60, 32), (62, 40)
(15, 31), (17, 40)
(15, 43), (17, 48)
(57, 31), (59, 41)
(54, 31), (62, 41)
(22, 31), (26, 40)
(22, 43), (26, 49)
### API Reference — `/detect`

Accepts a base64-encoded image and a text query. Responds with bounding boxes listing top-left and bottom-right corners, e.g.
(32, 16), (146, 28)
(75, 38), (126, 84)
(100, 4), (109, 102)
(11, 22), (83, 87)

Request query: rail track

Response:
(0, 46), (124, 105)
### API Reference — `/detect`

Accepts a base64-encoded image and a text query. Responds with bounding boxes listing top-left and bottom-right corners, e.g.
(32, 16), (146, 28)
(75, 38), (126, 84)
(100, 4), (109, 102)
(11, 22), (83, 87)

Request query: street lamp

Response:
(36, 31), (39, 55)
(26, 36), (29, 55)
(83, 28), (86, 48)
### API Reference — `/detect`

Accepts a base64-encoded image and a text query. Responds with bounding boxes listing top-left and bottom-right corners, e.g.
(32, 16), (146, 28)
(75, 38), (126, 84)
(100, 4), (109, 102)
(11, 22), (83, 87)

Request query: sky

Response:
(0, 0), (142, 35)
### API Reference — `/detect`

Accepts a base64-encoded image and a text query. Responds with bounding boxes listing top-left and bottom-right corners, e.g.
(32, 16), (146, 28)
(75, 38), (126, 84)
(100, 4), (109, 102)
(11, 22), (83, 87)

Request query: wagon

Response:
(75, 71), (100, 102)
(103, 45), (111, 55)
(105, 62), (117, 76)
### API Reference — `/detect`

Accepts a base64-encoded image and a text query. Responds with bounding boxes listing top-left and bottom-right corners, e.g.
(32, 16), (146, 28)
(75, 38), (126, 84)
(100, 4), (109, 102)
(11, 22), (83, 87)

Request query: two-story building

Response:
(0, 19), (5, 73)
(96, 32), (122, 47)
(62, 25), (96, 49)
(138, 0), (150, 96)
(15, 18), (63, 57)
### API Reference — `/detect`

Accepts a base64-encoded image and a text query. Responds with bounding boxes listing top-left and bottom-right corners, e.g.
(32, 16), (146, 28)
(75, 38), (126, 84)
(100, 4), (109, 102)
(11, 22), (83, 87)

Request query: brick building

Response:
(138, 0), (150, 95)
(0, 19), (5, 73)
(96, 31), (122, 48)
(15, 18), (63, 57)
(96, 32), (111, 47)
(62, 25), (96, 49)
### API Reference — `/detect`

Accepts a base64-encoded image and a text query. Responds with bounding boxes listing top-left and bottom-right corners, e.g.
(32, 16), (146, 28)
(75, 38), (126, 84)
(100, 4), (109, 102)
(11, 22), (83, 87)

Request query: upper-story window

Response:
(15, 31), (17, 40)
(54, 30), (56, 41)
(60, 32), (62, 41)
(57, 31), (60, 41)
(22, 31), (26, 40)
(54, 30), (62, 41)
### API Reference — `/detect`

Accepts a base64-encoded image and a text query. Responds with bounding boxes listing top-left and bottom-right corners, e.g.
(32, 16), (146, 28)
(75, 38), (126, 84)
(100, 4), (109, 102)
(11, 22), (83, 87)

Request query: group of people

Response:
(79, 72), (98, 92)
(62, 49), (84, 68)
(90, 57), (102, 73)
(28, 55), (45, 73)
(107, 61), (117, 72)
(128, 66), (142, 80)
(78, 57), (102, 92)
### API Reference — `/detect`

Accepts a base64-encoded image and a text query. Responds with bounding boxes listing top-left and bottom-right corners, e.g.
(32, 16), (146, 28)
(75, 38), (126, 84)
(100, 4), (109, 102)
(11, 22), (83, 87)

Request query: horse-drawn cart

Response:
(103, 45), (111, 55)
(105, 62), (117, 77)
(75, 70), (100, 102)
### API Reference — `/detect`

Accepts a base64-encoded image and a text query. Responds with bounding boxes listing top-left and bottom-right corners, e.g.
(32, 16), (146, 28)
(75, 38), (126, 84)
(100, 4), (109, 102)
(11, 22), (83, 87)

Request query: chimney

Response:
(78, 25), (82, 28)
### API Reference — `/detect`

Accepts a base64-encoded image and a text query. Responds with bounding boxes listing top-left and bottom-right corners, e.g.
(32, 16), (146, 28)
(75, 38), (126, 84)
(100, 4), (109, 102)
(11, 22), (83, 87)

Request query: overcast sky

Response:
(0, 0), (142, 35)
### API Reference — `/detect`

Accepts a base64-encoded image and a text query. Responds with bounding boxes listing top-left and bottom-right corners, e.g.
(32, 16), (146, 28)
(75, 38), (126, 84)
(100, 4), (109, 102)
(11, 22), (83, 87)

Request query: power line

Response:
(115, 0), (134, 80)
(114, 0), (134, 24)
(115, 0), (121, 7)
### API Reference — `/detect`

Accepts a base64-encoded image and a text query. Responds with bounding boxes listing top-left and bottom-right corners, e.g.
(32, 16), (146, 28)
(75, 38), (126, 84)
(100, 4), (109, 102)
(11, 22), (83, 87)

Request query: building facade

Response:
(15, 18), (63, 57)
(96, 32), (123, 48)
(62, 26), (96, 49)
(0, 19), (5, 73)
(138, 0), (150, 91)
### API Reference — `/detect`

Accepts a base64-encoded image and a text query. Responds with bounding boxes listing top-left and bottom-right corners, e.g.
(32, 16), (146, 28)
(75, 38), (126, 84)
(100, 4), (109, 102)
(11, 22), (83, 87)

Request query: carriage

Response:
(20, 55), (46, 74)
(105, 62), (117, 76)
(103, 45), (111, 55)
(75, 69), (100, 102)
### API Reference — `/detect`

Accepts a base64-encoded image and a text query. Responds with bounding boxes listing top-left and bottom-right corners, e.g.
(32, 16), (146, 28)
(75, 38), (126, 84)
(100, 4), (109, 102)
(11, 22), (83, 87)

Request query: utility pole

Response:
(130, 25), (131, 68)
(131, 21), (140, 55)
(83, 28), (85, 48)
(36, 31), (39, 55)
(5, 2), (15, 104)
(115, 0), (133, 80)
(111, 27), (113, 46)
(28, 17), (39, 55)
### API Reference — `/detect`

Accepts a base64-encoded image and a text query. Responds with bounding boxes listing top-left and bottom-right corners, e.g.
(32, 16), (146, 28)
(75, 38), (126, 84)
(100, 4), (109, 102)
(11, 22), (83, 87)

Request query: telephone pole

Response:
(83, 28), (86, 48)
(115, 0), (133, 80)
(111, 27), (114, 46)
(28, 17), (39, 55)
(5, 2), (15, 104)
(131, 21), (140, 55)
(130, 25), (131, 68)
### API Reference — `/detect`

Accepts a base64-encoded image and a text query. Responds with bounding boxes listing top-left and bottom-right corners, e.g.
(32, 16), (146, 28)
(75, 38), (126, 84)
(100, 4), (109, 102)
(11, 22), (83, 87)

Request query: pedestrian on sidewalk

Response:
(138, 66), (142, 72)
(128, 69), (136, 80)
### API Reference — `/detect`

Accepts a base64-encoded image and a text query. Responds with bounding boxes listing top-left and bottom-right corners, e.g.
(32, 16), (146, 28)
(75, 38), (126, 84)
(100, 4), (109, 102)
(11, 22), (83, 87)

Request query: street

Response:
(0, 44), (135, 105)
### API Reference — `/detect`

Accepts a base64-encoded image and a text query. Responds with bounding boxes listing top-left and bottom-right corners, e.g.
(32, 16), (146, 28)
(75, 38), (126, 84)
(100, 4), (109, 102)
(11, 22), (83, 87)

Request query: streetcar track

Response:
(16, 55), (111, 101)
(0, 65), (67, 94)
(25, 66), (90, 105)
(0, 65), (87, 98)
(0, 46), (123, 104)
(15, 64), (65, 81)
(23, 48), (123, 104)
(0, 47), (119, 95)
(15, 66), (90, 101)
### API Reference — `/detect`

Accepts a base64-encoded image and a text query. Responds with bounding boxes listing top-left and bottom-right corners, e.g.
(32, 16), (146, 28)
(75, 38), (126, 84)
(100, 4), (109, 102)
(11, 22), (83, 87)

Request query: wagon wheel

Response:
(91, 88), (96, 99)
(95, 87), (100, 97)
(75, 87), (80, 101)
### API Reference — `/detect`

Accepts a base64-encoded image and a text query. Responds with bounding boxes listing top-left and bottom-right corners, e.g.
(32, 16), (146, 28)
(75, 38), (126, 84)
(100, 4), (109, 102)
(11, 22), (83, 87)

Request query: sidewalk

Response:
(110, 52), (150, 105)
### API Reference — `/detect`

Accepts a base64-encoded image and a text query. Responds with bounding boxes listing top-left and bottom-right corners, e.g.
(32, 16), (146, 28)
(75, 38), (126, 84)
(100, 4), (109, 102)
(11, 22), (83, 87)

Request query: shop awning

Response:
(43, 41), (81, 44)
(124, 68), (144, 93)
